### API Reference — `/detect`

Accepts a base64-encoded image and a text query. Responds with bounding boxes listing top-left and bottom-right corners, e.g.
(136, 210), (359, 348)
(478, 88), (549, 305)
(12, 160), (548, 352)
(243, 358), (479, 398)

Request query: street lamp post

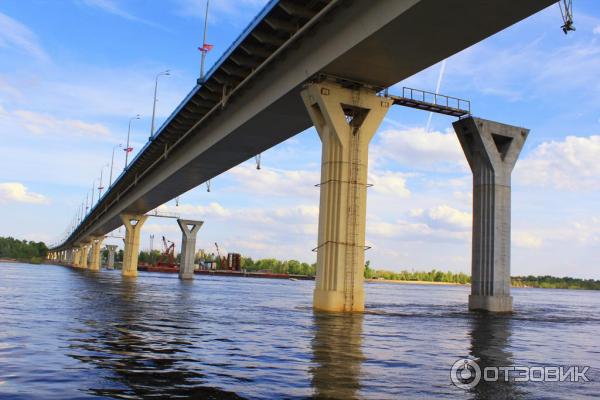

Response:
(124, 114), (140, 170)
(150, 70), (170, 141)
(109, 144), (122, 187)
(98, 164), (108, 199)
(199, 0), (211, 81)
(91, 179), (96, 207)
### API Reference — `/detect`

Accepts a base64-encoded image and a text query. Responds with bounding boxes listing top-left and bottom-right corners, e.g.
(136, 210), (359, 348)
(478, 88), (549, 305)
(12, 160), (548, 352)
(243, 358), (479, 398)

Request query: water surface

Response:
(1, 263), (598, 399)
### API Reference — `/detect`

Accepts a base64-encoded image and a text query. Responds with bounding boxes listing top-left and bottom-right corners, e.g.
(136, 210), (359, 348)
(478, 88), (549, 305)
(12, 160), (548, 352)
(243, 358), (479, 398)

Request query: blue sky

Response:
(1, 1), (599, 278)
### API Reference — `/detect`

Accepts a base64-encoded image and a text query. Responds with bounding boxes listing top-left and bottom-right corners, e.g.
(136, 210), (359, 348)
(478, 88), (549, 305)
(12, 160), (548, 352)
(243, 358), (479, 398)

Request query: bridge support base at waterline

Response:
(72, 248), (81, 267)
(79, 242), (90, 269)
(120, 214), (148, 277)
(453, 117), (528, 313)
(89, 236), (104, 271)
(301, 82), (391, 312)
(105, 245), (118, 270)
(177, 219), (204, 280)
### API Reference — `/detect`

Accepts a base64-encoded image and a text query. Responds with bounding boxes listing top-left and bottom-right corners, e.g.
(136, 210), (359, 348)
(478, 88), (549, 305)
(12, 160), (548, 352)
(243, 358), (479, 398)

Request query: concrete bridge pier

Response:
(301, 82), (391, 312)
(177, 219), (204, 280)
(89, 236), (104, 271)
(453, 117), (528, 313)
(79, 242), (90, 269)
(66, 249), (73, 265)
(72, 248), (81, 267)
(106, 245), (118, 270)
(120, 214), (148, 277)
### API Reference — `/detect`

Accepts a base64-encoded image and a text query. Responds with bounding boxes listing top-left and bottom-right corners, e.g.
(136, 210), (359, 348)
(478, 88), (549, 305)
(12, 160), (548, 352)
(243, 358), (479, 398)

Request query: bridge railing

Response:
(394, 87), (471, 117)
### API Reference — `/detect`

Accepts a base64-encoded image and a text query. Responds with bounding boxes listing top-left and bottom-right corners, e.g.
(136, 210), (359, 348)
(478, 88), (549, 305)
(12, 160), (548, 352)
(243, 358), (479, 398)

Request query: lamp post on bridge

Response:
(198, 0), (211, 82)
(109, 144), (122, 187)
(150, 70), (170, 141)
(98, 163), (109, 200)
(90, 178), (96, 208)
(124, 114), (140, 170)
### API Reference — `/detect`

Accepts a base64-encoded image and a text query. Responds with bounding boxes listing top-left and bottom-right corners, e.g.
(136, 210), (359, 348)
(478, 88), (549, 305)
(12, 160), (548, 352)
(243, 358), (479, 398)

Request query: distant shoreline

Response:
(366, 278), (468, 286)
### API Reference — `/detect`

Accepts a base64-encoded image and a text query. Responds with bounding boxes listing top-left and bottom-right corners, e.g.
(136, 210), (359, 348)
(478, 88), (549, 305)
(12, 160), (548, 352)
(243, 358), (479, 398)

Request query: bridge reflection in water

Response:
(67, 276), (244, 399)
(63, 271), (529, 399)
(311, 313), (364, 399)
(468, 314), (522, 400)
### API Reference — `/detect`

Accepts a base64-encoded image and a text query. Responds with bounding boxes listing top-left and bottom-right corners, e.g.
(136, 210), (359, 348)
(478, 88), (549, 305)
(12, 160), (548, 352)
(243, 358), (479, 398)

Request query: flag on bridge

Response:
(198, 43), (214, 53)
(124, 147), (133, 153)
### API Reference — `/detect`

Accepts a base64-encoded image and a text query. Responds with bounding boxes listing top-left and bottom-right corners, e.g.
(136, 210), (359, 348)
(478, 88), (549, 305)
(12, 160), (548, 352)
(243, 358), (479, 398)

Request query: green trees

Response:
(511, 275), (600, 290)
(0, 236), (48, 263)
(240, 257), (316, 276)
(363, 265), (471, 284)
(138, 250), (162, 264)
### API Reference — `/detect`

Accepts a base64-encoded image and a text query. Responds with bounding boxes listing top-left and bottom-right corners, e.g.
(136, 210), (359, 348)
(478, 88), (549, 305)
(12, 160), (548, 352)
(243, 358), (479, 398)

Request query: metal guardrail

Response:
(390, 87), (471, 117)
(148, 209), (181, 219)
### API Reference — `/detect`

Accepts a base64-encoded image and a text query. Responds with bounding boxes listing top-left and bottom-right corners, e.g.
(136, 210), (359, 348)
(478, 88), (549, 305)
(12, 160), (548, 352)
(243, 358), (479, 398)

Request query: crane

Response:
(214, 242), (228, 270)
(156, 236), (177, 268)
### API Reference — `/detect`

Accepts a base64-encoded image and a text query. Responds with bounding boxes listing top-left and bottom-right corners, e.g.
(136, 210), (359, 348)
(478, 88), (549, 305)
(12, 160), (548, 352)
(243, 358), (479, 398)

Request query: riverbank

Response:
(367, 278), (469, 286)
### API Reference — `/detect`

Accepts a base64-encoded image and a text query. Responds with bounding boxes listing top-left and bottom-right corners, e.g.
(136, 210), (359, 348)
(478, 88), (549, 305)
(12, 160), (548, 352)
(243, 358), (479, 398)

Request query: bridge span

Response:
(48, 0), (556, 313)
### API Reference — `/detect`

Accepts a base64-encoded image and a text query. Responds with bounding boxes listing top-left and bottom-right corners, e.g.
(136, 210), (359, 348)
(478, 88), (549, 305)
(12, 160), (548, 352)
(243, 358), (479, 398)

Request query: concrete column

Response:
(301, 82), (391, 312)
(79, 242), (90, 269)
(67, 249), (73, 265)
(120, 213), (148, 277)
(72, 248), (81, 267)
(453, 117), (528, 312)
(89, 236), (104, 271)
(106, 245), (118, 270)
(176, 219), (204, 280)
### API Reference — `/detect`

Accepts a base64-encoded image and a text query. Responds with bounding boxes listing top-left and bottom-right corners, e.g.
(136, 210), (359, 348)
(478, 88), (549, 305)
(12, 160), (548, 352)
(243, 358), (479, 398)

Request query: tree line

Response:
(0, 236), (48, 263)
(512, 275), (600, 290)
(364, 261), (471, 283)
(4, 235), (598, 291)
(241, 257), (316, 276)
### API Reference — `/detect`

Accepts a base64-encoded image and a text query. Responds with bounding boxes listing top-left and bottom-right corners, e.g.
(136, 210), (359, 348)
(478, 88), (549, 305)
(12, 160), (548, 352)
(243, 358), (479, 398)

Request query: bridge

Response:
(47, 0), (556, 313)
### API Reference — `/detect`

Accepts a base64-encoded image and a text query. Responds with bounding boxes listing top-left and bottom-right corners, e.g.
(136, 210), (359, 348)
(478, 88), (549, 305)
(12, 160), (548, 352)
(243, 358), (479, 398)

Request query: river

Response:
(0, 263), (598, 399)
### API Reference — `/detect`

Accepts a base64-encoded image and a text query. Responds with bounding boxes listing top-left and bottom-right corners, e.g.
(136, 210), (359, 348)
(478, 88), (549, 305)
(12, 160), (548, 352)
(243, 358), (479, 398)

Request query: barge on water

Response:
(136, 264), (314, 281)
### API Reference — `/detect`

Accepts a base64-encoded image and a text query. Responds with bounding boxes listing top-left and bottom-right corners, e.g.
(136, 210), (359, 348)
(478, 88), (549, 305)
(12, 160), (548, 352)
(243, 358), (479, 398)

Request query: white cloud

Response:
(79, 0), (165, 29)
(424, 205), (471, 230)
(0, 76), (23, 100)
(0, 107), (111, 138)
(593, 25), (600, 35)
(366, 204), (471, 243)
(228, 164), (319, 198)
(152, 200), (319, 261)
(372, 127), (466, 171)
(406, 205), (471, 232)
(516, 135), (600, 190)
(439, 34), (600, 105)
(158, 202), (232, 218)
(368, 170), (411, 197)
(514, 231), (543, 249)
(0, 182), (48, 204)
(0, 12), (49, 62)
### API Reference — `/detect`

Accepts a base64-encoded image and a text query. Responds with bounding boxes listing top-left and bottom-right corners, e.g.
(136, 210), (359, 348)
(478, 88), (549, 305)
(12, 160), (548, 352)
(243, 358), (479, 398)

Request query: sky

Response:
(0, 0), (599, 278)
